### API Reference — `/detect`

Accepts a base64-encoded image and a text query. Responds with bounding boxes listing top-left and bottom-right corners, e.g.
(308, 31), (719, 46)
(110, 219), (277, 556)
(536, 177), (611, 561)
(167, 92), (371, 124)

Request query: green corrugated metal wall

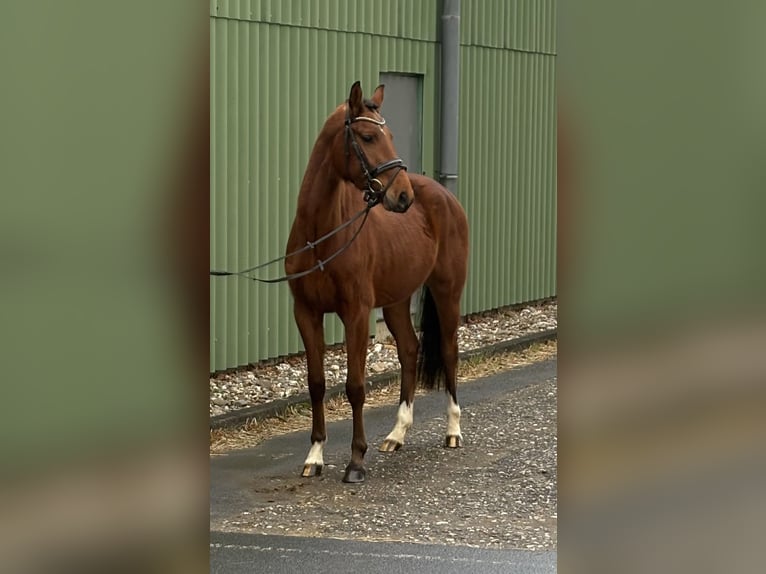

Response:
(210, 0), (556, 372)
(460, 0), (557, 314)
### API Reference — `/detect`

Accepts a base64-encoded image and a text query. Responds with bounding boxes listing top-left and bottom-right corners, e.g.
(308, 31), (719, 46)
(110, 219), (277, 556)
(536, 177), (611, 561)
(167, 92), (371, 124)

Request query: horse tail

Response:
(417, 286), (446, 390)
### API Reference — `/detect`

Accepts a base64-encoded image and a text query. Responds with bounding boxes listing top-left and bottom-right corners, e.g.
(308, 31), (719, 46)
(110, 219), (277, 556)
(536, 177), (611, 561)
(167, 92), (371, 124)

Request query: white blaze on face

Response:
(303, 441), (325, 467)
(446, 396), (462, 439)
(384, 401), (413, 445)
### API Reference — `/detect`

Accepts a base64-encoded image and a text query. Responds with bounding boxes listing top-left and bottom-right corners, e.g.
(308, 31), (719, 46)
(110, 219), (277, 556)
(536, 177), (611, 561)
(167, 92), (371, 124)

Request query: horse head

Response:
(335, 81), (414, 213)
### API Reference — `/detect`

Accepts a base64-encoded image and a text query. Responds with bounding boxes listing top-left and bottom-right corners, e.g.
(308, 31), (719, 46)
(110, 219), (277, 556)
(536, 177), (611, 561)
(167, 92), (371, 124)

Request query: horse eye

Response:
(360, 133), (374, 143)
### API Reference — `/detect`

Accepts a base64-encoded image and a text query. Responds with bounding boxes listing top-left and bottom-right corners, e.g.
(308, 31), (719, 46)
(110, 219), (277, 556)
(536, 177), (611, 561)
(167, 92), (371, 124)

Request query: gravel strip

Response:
(218, 373), (558, 550)
(210, 300), (557, 417)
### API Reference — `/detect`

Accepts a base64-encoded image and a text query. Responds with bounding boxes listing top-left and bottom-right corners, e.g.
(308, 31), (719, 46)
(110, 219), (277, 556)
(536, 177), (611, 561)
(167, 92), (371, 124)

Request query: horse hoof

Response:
(378, 439), (402, 453)
(445, 435), (463, 448)
(342, 466), (366, 483)
(302, 463), (322, 477)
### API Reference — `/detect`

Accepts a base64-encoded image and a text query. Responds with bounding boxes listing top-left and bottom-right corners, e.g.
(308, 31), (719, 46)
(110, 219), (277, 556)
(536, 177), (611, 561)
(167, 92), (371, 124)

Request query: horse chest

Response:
(293, 273), (342, 313)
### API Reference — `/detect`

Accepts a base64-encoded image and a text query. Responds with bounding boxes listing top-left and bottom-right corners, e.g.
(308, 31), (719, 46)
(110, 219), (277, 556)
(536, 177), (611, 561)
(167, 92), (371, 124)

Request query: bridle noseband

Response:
(344, 107), (407, 207)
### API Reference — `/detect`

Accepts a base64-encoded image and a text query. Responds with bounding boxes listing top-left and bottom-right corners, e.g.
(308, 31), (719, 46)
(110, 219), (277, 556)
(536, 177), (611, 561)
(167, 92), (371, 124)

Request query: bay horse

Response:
(285, 81), (469, 483)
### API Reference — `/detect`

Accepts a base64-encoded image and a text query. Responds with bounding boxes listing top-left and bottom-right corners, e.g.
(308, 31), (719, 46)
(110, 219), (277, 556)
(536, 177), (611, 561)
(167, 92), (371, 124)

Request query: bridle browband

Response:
(209, 105), (408, 283)
(344, 105), (407, 207)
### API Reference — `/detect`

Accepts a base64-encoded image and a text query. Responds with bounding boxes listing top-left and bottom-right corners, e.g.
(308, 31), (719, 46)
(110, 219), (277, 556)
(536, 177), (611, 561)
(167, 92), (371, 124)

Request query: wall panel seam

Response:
(210, 14), (438, 43)
(461, 42), (557, 57)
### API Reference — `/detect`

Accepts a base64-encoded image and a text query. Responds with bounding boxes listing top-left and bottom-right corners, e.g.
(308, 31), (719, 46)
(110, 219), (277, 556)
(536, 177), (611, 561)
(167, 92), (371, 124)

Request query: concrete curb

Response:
(210, 328), (557, 430)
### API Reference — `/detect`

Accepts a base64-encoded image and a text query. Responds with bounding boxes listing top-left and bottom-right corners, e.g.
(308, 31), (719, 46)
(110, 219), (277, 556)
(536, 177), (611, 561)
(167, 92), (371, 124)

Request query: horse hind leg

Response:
(419, 285), (463, 448)
(379, 299), (418, 452)
(293, 304), (327, 477)
(445, 393), (462, 448)
(439, 296), (462, 448)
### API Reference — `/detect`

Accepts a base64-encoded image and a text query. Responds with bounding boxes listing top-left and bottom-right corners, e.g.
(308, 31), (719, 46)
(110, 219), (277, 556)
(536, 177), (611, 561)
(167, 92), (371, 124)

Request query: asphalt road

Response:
(211, 358), (557, 573)
(211, 530), (556, 574)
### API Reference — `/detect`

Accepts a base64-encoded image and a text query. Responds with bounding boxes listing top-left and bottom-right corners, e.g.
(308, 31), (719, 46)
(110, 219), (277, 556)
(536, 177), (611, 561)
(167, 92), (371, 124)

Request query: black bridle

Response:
(209, 106), (407, 283)
(344, 106), (407, 207)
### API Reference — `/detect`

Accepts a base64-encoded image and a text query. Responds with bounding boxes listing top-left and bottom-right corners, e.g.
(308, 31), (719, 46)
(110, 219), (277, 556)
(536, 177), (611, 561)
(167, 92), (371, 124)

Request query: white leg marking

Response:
(304, 441), (325, 467)
(446, 396), (462, 439)
(384, 401), (413, 445)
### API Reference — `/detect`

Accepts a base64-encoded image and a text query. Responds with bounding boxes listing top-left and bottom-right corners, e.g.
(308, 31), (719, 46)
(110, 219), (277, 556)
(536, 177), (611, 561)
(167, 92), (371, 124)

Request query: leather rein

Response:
(210, 107), (407, 284)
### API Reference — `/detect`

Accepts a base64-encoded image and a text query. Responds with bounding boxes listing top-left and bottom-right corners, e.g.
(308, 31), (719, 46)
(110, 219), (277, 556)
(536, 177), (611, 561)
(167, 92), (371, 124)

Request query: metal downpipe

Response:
(440, 0), (460, 195)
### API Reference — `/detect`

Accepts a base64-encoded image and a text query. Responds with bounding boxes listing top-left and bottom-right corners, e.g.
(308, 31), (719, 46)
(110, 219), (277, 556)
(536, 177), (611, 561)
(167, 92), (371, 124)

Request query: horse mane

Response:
(297, 106), (344, 196)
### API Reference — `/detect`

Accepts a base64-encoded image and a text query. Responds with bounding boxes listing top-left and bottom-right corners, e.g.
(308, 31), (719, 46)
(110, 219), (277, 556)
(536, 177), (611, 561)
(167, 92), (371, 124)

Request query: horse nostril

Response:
(395, 191), (411, 213)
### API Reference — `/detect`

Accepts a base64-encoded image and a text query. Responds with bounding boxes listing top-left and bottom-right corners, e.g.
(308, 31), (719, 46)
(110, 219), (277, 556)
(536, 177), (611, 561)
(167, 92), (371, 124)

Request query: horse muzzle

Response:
(383, 189), (413, 213)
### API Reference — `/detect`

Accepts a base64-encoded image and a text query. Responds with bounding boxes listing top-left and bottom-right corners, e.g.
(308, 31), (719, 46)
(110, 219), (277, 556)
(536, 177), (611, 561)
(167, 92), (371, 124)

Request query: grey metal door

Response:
(379, 73), (422, 174)
(375, 74), (423, 331)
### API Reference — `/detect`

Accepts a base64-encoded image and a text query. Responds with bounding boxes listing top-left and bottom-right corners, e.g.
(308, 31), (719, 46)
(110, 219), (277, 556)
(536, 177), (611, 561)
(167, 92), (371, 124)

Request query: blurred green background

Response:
(0, 3), (208, 572)
(559, 2), (766, 572)
(0, 1), (205, 471)
(1, 1), (764, 572)
(559, 0), (766, 344)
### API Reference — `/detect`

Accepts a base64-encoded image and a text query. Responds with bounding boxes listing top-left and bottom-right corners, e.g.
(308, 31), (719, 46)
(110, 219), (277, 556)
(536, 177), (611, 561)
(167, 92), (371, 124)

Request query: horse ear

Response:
(370, 84), (385, 109)
(348, 81), (363, 116)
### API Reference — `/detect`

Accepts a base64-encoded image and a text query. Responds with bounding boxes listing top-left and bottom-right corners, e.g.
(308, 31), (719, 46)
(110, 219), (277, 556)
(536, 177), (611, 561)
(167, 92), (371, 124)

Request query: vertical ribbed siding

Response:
(459, 39), (557, 314)
(210, 14), (438, 371)
(461, 0), (556, 54)
(460, 0), (557, 313)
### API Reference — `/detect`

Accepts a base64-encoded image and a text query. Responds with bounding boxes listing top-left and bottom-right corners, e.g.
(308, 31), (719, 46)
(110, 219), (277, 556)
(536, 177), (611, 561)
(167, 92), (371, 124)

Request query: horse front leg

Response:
(293, 304), (327, 477)
(340, 308), (371, 483)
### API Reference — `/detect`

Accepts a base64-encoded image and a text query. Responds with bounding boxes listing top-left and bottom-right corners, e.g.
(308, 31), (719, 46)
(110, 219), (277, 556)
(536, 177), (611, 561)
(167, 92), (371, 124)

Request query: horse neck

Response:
(296, 122), (354, 238)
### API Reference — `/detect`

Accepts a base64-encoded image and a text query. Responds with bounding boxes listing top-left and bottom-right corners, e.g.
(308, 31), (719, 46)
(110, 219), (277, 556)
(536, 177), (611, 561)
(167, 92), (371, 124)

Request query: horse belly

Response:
(372, 252), (435, 308)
